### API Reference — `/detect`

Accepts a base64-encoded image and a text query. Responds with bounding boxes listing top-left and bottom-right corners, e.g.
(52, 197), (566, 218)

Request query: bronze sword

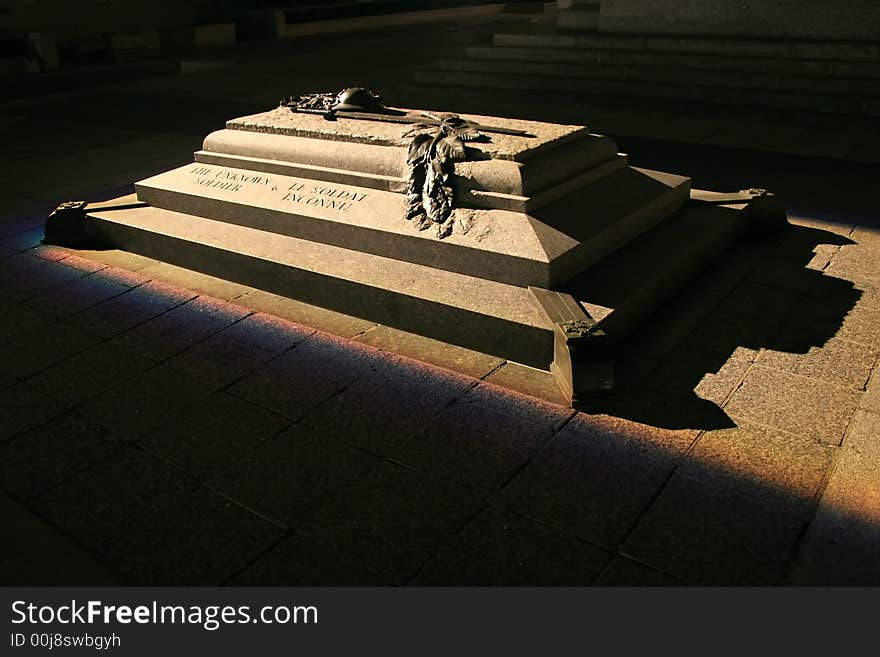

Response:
(290, 106), (535, 137)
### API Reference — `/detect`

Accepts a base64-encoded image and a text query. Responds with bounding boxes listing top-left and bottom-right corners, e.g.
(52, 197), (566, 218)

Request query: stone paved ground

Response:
(1, 14), (879, 585)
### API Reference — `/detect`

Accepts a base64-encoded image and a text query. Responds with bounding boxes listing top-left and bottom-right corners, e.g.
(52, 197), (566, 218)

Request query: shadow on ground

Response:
(0, 216), (872, 585)
(601, 224), (858, 430)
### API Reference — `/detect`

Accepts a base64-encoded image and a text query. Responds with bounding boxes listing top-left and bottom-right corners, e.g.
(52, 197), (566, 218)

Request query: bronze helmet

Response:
(331, 87), (384, 112)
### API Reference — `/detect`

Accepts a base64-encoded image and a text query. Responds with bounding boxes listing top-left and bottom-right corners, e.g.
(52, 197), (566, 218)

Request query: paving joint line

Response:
(0, 482), (127, 584)
(402, 501), (490, 586)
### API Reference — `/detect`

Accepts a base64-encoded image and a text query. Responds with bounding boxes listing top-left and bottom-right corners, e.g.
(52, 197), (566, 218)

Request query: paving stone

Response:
(29, 340), (156, 406)
(0, 413), (124, 499)
(139, 261), (252, 301)
(483, 361), (569, 406)
(685, 309), (782, 355)
(0, 301), (56, 343)
(0, 253), (89, 301)
(862, 367), (880, 415)
(747, 250), (841, 294)
(303, 357), (473, 456)
(166, 312), (313, 388)
(825, 244), (880, 286)
(79, 366), (215, 441)
(595, 556), (681, 586)
(843, 409), (880, 458)
(392, 383), (572, 494)
(413, 507), (609, 586)
(25, 270), (137, 319)
(786, 214), (855, 238)
(724, 366), (861, 446)
(0, 227), (43, 252)
(29, 445), (198, 545)
(0, 321), (101, 379)
(853, 285), (880, 308)
(615, 287), (728, 378)
(229, 532), (396, 586)
(48, 253), (108, 274)
(210, 423), (380, 528)
(787, 418), (880, 585)
(785, 268), (860, 302)
(623, 471), (806, 585)
(768, 223), (851, 262)
(72, 248), (159, 271)
(106, 485), (284, 585)
(693, 346), (757, 405)
(354, 324), (504, 380)
(716, 281), (801, 324)
(29, 244), (74, 262)
(0, 489), (120, 585)
(0, 372), (18, 392)
(696, 240), (772, 294)
(140, 392), (290, 482)
(298, 461), (484, 584)
(27, 267), (151, 318)
(756, 335), (878, 390)
(85, 264), (151, 287)
(831, 302), (880, 349)
(648, 344), (756, 405)
(0, 382), (67, 442)
(806, 244), (840, 271)
(111, 295), (252, 362)
(502, 412), (696, 548)
(30, 445), (283, 585)
(66, 279), (197, 339)
(783, 284), (880, 348)
(600, 386), (736, 433)
(833, 301), (880, 349)
(233, 288), (376, 338)
(681, 422), (833, 517)
(230, 333), (387, 421)
(0, 214), (44, 239)
(850, 225), (880, 249)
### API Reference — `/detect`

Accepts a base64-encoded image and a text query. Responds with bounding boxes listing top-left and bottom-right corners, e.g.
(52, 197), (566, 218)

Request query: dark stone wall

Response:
(0, 1), (519, 41)
(0, 1), (214, 42)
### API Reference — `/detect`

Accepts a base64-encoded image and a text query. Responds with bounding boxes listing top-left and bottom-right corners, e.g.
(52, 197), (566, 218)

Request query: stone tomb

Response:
(46, 103), (783, 406)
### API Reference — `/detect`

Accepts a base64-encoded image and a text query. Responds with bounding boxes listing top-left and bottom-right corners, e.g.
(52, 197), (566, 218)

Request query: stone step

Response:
(556, 8), (599, 30)
(415, 69), (873, 115)
(436, 57), (880, 97)
(493, 31), (880, 62)
(566, 197), (750, 339)
(84, 197), (558, 370)
(81, 187), (750, 384)
(466, 45), (880, 79)
(81, 188), (748, 379)
(134, 161), (689, 288)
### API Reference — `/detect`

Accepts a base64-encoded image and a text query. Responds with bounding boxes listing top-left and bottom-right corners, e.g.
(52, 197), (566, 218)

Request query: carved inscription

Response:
(281, 183), (368, 214)
(187, 166), (369, 214)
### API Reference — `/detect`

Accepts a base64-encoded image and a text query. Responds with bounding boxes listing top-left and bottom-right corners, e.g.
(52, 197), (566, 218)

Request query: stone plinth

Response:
(44, 99), (772, 406)
(136, 106), (685, 289)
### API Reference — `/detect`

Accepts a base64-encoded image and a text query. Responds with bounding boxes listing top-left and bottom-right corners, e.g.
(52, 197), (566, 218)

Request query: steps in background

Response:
(413, 5), (880, 119)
